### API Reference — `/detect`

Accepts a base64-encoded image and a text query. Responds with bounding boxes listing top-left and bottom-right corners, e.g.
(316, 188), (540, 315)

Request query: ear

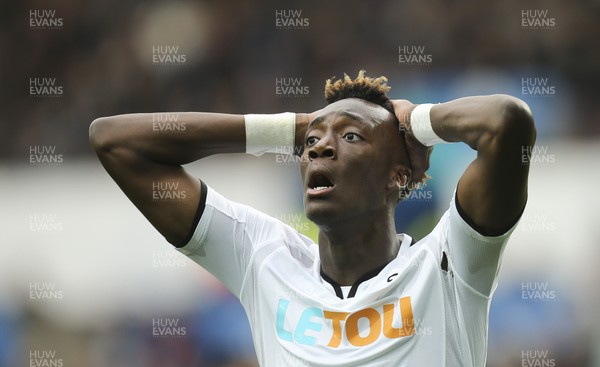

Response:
(386, 165), (412, 191)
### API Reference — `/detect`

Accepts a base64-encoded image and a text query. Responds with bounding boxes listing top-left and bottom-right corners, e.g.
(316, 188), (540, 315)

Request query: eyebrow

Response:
(308, 111), (365, 129)
(308, 116), (326, 129)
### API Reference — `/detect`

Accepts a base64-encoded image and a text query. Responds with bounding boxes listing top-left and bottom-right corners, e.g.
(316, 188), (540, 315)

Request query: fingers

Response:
(404, 134), (432, 187)
(391, 99), (432, 187)
(391, 99), (415, 125)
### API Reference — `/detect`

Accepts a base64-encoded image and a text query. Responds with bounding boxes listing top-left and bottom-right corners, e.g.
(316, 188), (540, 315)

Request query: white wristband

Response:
(409, 103), (446, 146)
(244, 112), (296, 156)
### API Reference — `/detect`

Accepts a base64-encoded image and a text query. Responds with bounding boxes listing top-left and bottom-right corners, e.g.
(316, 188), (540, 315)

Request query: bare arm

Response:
(393, 94), (536, 235)
(89, 112), (310, 244)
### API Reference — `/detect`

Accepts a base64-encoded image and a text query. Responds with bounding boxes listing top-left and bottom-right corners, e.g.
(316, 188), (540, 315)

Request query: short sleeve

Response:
(446, 193), (521, 297)
(176, 184), (294, 297)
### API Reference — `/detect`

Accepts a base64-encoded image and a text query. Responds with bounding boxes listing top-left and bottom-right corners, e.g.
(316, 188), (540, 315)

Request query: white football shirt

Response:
(177, 184), (518, 367)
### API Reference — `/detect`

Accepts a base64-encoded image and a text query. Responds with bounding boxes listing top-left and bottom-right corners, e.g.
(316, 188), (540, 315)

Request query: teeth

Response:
(313, 186), (331, 191)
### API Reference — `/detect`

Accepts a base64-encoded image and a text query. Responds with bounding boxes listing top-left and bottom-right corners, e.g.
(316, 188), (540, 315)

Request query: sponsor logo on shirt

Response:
(276, 297), (414, 348)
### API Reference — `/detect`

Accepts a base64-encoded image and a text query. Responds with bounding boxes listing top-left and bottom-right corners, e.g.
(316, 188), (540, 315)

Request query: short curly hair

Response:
(323, 70), (431, 201)
(324, 70), (394, 114)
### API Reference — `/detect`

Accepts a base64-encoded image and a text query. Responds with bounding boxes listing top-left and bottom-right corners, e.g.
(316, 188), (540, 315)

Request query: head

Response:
(300, 71), (430, 227)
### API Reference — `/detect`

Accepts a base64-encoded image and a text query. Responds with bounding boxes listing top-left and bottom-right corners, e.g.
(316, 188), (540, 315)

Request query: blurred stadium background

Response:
(1, 0), (599, 366)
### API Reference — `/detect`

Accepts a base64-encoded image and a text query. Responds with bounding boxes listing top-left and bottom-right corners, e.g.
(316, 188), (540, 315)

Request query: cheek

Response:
(299, 157), (309, 181)
(358, 151), (387, 177)
(365, 161), (393, 199)
(343, 155), (386, 190)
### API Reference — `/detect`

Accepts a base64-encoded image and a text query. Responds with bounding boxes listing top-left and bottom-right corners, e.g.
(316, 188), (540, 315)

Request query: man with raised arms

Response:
(90, 71), (535, 366)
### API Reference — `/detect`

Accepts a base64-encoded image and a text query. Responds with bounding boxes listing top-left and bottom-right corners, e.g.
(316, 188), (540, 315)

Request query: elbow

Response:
(494, 95), (537, 147)
(89, 116), (117, 154)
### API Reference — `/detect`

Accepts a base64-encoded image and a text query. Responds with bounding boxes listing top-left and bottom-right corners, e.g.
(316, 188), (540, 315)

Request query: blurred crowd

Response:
(0, 290), (259, 367)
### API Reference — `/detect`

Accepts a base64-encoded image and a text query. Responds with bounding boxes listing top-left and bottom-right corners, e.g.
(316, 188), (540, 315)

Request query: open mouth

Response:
(307, 172), (335, 196)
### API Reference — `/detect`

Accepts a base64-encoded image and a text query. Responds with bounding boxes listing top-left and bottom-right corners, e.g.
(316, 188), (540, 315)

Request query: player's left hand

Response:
(391, 99), (433, 188)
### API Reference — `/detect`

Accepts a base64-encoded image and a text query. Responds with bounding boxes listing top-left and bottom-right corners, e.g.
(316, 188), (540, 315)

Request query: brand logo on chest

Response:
(276, 296), (415, 348)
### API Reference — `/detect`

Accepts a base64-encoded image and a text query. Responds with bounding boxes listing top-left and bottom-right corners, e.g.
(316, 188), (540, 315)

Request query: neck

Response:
(318, 208), (399, 286)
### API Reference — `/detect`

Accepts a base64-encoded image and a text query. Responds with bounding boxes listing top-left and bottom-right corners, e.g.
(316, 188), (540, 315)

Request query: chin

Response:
(304, 202), (338, 225)
(305, 199), (352, 228)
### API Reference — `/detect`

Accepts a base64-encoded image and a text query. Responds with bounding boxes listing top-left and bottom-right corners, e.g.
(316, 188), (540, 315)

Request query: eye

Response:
(343, 132), (362, 142)
(306, 136), (319, 146)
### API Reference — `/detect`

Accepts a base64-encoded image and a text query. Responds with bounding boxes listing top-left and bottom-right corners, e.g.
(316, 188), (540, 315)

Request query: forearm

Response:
(89, 112), (311, 165)
(428, 94), (535, 151)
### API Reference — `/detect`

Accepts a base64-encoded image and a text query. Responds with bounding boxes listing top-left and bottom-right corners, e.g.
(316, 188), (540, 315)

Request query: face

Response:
(300, 98), (409, 227)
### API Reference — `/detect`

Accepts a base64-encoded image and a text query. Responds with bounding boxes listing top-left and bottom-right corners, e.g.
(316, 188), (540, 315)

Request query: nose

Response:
(308, 136), (336, 160)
